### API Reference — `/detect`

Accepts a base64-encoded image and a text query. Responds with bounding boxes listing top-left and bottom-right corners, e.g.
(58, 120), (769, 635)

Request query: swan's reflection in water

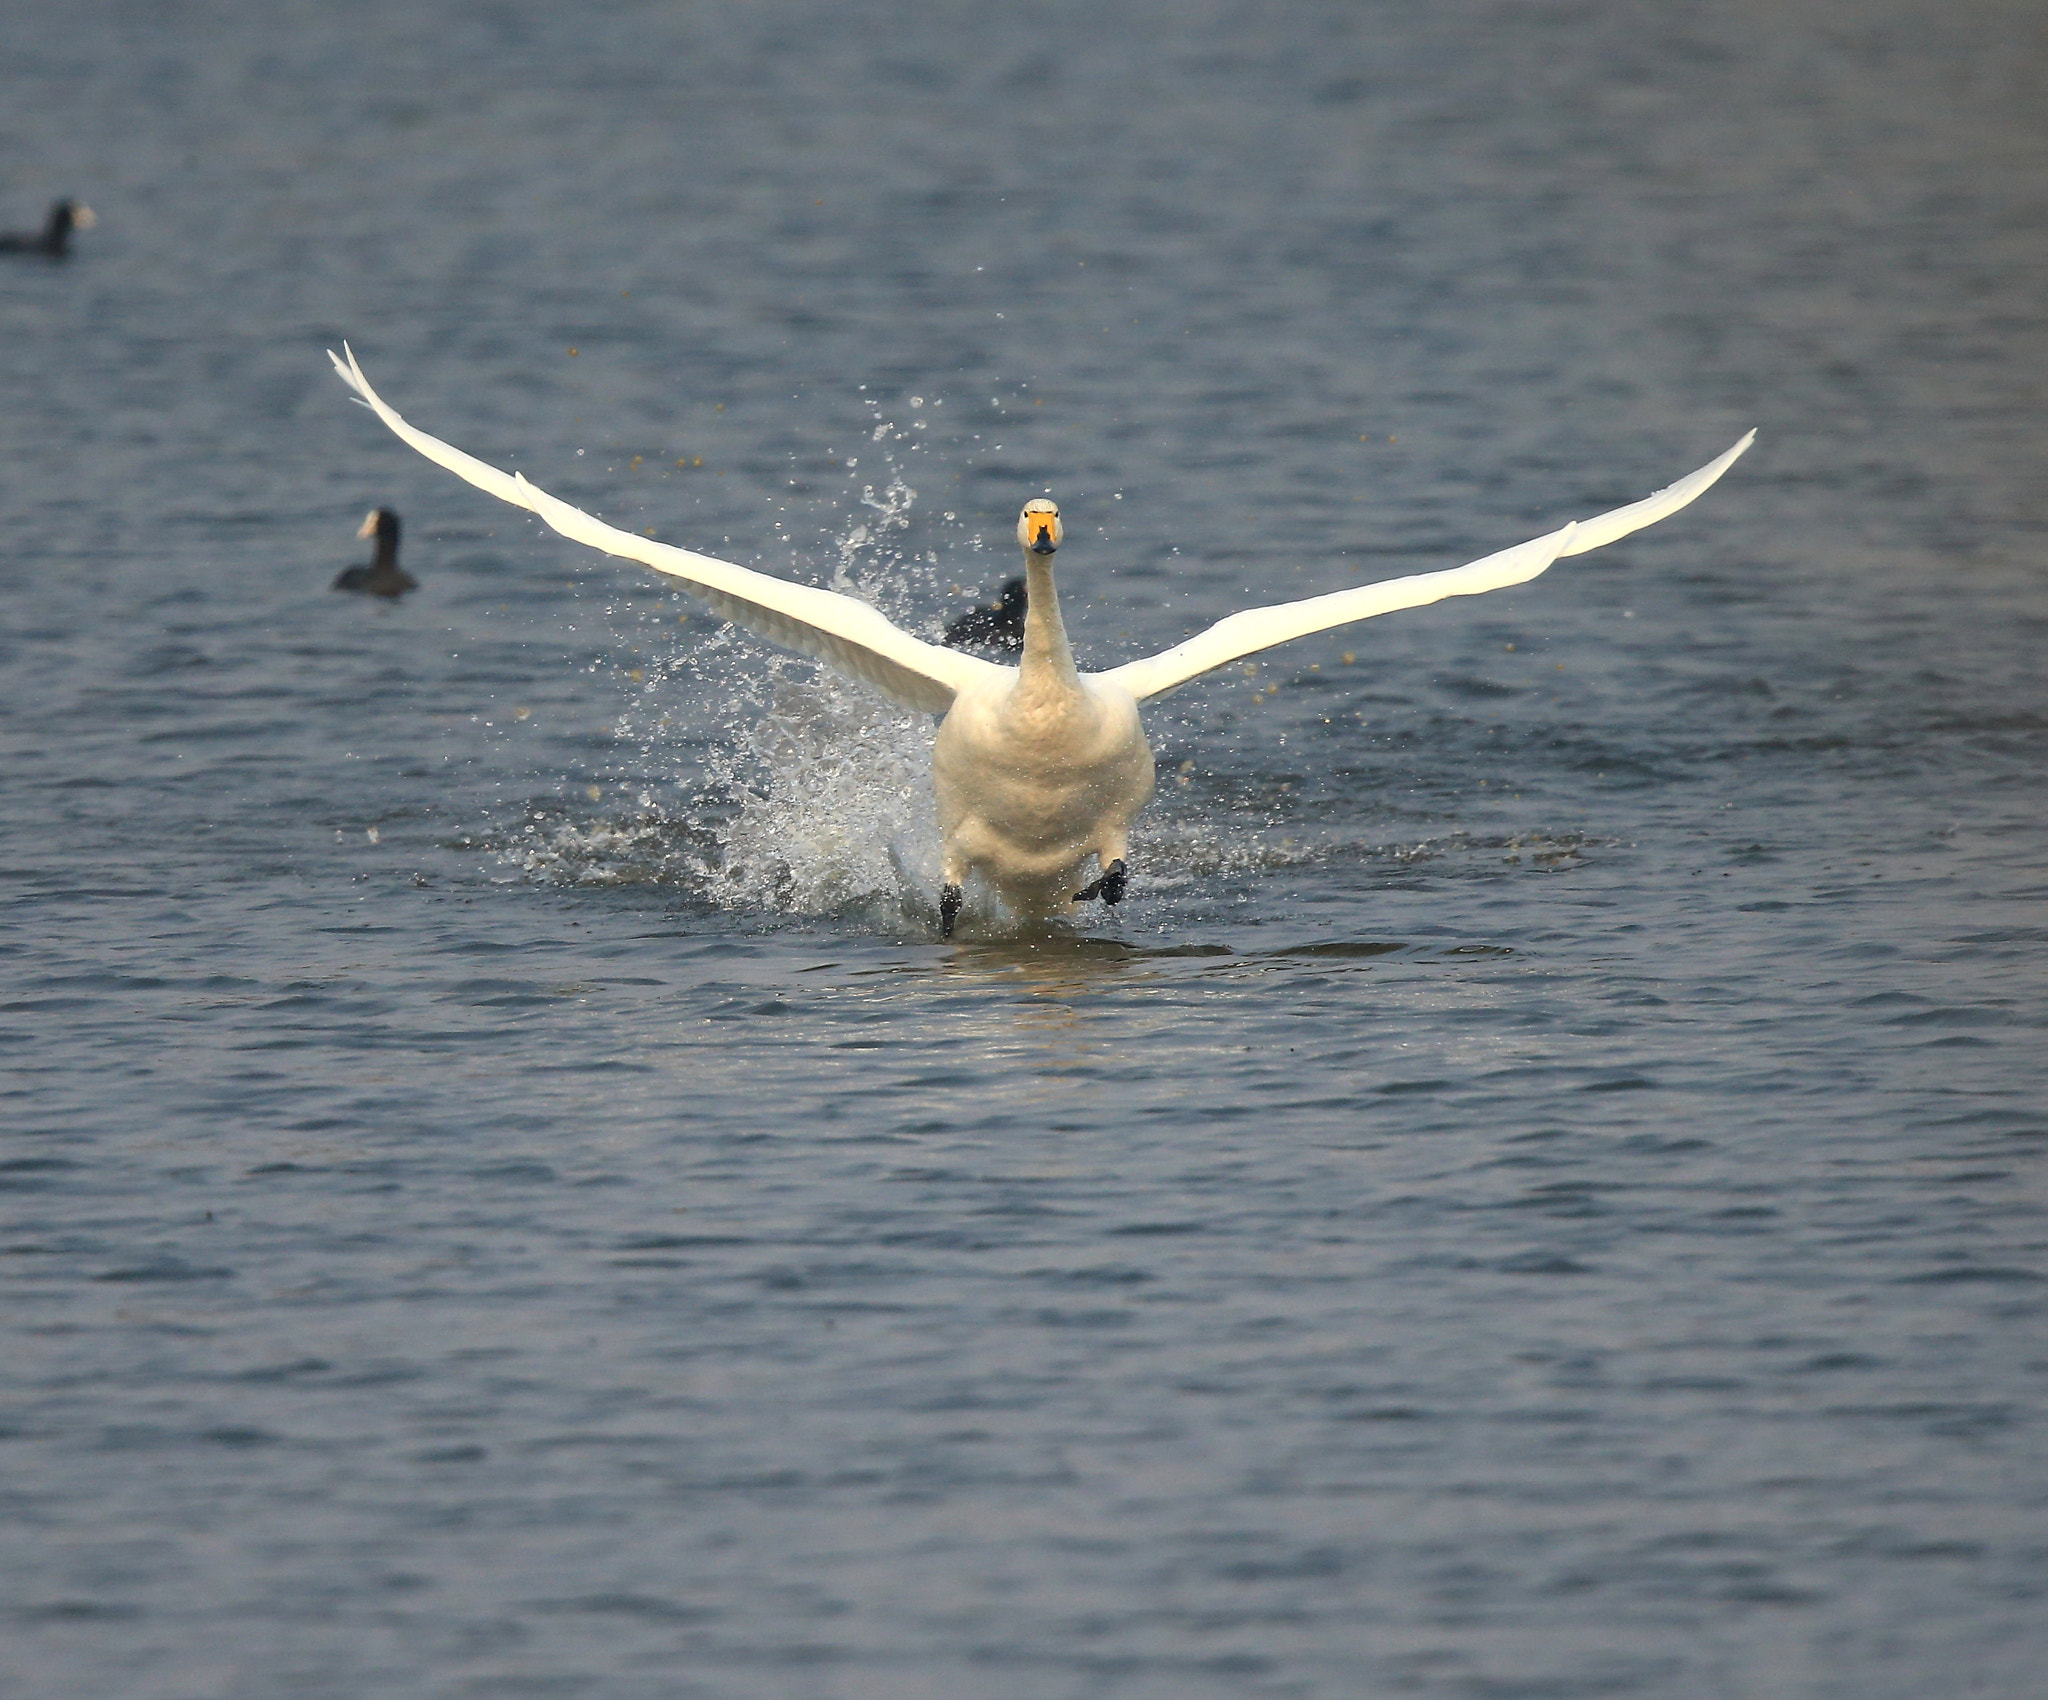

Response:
(793, 928), (1516, 1124)
(924, 933), (1487, 1008)
(948, 934), (1187, 989)
(934, 934), (1240, 1031)
(931, 936), (1162, 1058)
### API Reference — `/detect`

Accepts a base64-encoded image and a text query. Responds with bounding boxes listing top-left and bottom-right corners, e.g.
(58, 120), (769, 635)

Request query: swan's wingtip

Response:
(327, 342), (371, 397)
(1707, 429), (1757, 478)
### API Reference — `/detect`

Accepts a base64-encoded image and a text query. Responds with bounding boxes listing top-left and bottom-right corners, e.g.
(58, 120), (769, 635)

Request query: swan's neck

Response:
(1017, 552), (1080, 701)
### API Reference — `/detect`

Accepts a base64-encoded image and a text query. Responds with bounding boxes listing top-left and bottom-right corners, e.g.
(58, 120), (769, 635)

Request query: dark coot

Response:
(943, 576), (1026, 654)
(0, 200), (96, 258)
(332, 508), (418, 598)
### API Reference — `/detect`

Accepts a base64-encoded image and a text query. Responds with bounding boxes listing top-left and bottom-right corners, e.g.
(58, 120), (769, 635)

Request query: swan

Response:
(329, 345), (1752, 933)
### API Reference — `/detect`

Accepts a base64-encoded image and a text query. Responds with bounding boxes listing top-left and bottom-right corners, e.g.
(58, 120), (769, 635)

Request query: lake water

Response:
(3, 2), (2044, 1696)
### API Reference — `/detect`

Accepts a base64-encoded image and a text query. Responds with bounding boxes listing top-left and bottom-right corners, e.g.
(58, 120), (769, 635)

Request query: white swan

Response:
(329, 346), (1752, 932)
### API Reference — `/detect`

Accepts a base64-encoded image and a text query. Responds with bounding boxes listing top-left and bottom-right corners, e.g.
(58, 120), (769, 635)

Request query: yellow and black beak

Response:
(1018, 502), (1062, 554)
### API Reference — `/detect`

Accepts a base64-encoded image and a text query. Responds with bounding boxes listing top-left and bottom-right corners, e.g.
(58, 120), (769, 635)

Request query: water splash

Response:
(700, 666), (940, 918)
(508, 803), (718, 890)
(499, 413), (958, 922)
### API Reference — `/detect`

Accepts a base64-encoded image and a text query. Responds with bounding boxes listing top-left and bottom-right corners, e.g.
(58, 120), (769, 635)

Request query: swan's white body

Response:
(931, 525), (1157, 918)
(330, 346), (1752, 926)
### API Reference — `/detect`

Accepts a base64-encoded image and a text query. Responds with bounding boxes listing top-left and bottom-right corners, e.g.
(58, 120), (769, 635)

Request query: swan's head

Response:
(1017, 499), (1061, 555)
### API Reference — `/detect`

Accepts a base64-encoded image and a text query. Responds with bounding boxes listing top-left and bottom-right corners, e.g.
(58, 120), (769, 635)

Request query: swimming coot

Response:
(943, 576), (1026, 654)
(0, 200), (96, 259)
(332, 508), (417, 597)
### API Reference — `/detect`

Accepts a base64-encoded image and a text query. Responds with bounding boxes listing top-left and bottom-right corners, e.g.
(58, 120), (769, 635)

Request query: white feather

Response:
(1098, 431), (1754, 701)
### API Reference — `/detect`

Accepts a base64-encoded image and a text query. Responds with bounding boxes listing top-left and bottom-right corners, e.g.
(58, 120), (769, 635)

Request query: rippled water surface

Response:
(3, 3), (2045, 1696)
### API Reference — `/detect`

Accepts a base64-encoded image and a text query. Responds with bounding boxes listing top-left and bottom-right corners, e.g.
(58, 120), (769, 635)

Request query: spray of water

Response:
(698, 663), (941, 919)
(498, 404), (968, 924)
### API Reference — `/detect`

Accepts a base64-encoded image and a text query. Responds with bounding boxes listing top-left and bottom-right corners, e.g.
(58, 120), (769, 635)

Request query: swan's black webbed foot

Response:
(1100, 859), (1127, 905)
(1074, 858), (1127, 906)
(940, 883), (963, 938)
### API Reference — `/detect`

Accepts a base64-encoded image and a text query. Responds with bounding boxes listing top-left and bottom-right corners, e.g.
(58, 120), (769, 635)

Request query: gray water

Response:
(3, 2), (2045, 1696)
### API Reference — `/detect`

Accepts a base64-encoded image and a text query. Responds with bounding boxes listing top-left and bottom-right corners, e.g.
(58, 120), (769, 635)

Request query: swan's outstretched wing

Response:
(1095, 431), (1755, 702)
(329, 346), (1007, 716)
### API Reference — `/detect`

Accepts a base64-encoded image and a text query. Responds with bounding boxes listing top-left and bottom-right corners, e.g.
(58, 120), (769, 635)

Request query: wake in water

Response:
(502, 666), (1604, 929)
